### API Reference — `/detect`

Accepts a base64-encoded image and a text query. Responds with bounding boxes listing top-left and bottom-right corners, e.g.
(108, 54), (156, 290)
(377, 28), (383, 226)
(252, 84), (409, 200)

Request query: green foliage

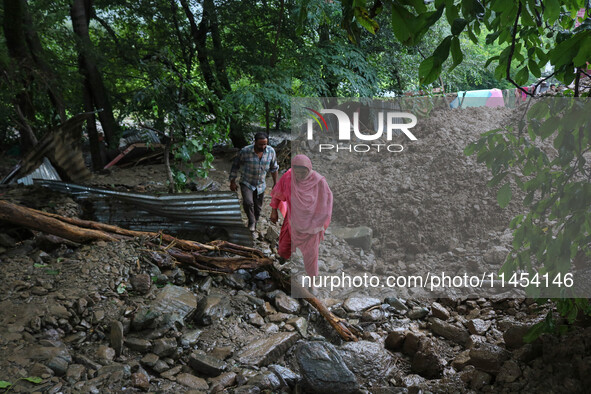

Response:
(341, 0), (591, 93)
(466, 98), (591, 338)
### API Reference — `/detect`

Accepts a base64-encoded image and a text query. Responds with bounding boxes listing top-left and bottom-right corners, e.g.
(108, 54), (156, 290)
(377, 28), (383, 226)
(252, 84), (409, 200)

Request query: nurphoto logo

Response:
(304, 107), (418, 153)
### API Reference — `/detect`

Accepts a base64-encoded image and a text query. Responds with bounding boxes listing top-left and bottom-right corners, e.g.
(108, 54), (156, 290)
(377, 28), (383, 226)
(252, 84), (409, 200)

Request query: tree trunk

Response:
(70, 0), (118, 148)
(3, 0), (37, 151)
(21, 0), (66, 124)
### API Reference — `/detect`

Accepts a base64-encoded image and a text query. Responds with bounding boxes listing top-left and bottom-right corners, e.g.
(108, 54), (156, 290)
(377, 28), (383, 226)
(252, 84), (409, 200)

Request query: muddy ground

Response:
(0, 104), (590, 393)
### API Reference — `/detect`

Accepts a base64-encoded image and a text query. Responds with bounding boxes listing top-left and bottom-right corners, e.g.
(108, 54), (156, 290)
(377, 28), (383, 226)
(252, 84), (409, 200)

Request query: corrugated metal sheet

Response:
(37, 180), (253, 246)
(16, 157), (61, 185)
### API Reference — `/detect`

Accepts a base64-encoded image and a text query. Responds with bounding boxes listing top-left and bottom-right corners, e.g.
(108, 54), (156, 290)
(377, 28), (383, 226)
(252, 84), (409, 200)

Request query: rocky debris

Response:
(343, 296), (381, 312)
(467, 318), (491, 335)
(331, 226), (373, 251)
(407, 306), (429, 320)
(468, 342), (511, 374)
(296, 341), (359, 393)
(237, 332), (299, 367)
(125, 337), (152, 352)
(132, 284), (196, 330)
(176, 372), (209, 390)
(503, 321), (530, 349)
(340, 340), (395, 384)
(483, 245), (510, 264)
(385, 329), (405, 351)
(428, 317), (470, 347)
(430, 302), (450, 320)
(411, 339), (445, 379)
(274, 292), (301, 314)
(193, 294), (232, 325)
(110, 320), (124, 356)
(189, 350), (227, 376)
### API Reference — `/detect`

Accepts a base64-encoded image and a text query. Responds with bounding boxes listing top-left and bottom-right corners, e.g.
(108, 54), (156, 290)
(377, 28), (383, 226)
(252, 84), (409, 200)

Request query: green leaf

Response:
(391, 4), (417, 45)
(34, 263), (48, 268)
(484, 55), (499, 68)
(545, 0), (561, 24)
(419, 56), (442, 85)
(23, 377), (43, 384)
(451, 18), (468, 35)
(497, 183), (512, 208)
(449, 36), (463, 72)
(354, 7), (379, 34)
(528, 59), (541, 78)
(515, 66), (529, 86)
(434, 35), (452, 62)
(0, 381), (12, 388)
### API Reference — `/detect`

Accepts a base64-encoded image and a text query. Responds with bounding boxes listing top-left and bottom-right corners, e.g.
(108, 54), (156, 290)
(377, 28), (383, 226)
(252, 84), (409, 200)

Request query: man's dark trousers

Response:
(240, 183), (264, 230)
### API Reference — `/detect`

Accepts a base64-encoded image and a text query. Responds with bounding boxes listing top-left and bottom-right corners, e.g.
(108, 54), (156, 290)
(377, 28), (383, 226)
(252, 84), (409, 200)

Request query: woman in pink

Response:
(270, 155), (333, 277)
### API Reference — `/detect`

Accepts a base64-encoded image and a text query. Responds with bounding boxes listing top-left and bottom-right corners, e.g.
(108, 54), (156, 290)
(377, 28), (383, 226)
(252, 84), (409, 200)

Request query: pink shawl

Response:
(290, 155), (332, 234)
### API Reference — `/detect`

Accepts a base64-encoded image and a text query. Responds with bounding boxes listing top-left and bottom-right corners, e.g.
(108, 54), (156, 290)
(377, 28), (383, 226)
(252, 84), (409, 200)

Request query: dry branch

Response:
(0, 199), (361, 341)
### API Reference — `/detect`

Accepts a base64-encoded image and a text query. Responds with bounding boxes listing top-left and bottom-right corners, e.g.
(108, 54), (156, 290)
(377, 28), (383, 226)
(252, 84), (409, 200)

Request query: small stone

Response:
(428, 317), (470, 347)
(343, 297), (381, 313)
(385, 297), (409, 313)
(130, 273), (152, 294)
(237, 332), (299, 367)
(140, 353), (159, 368)
(274, 292), (300, 314)
(110, 321), (124, 356)
(412, 344), (444, 378)
(503, 323), (530, 349)
(189, 351), (227, 376)
(152, 337), (177, 357)
(176, 373), (209, 390)
(430, 302), (450, 320)
(497, 360), (521, 383)
(286, 316), (308, 337)
(408, 306), (429, 320)
(402, 331), (423, 356)
(385, 330), (405, 351)
(125, 338), (152, 353)
(210, 346), (233, 361)
(468, 343), (511, 374)
(210, 371), (237, 393)
(467, 318), (491, 336)
(248, 313), (265, 327)
(66, 364), (85, 384)
(180, 329), (202, 348)
(130, 371), (150, 391)
(97, 345), (116, 364)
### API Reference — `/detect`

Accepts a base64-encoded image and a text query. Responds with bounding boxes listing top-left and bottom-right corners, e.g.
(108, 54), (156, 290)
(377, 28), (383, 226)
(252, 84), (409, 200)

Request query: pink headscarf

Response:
(290, 155), (333, 234)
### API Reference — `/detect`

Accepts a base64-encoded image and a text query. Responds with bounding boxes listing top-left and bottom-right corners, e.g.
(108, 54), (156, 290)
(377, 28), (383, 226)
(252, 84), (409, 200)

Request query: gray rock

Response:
(152, 337), (177, 358)
(385, 297), (409, 313)
(467, 318), (491, 335)
(362, 308), (385, 321)
(274, 292), (300, 314)
(483, 246), (509, 264)
(248, 313), (265, 327)
(140, 353), (159, 368)
(130, 273), (152, 294)
(210, 346), (233, 360)
(430, 302), (450, 320)
(468, 343), (511, 374)
(193, 295), (232, 326)
(400, 374), (426, 388)
(496, 360), (521, 383)
(96, 345), (116, 364)
(132, 285), (196, 330)
(265, 226), (280, 243)
(233, 385), (261, 394)
(73, 355), (102, 371)
(429, 317), (470, 347)
(125, 337), (152, 353)
(237, 332), (299, 367)
(66, 364), (85, 384)
(180, 329), (202, 347)
(247, 371), (282, 390)
(340, 340), (395, 382)
(332, 226), (373, 251)
(176, 373), (209, 390)
(28, 346), (72, 376)
(296, 341), (359, 394)
(189, 350), (227, 376)
(269, 364), (299, 387)
(343, 297), (381, 313)
(110, 321), (124, 356)
(209, 371), (237, 393)
(160, 365), (182, 380)
(286, 316), (308, 337)
(408, 306), (429, 320)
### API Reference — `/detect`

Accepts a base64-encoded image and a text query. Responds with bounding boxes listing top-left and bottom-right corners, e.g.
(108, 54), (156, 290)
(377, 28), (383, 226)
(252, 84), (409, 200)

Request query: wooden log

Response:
(0, 199), (359, 341)
(0, 200), (118, 243)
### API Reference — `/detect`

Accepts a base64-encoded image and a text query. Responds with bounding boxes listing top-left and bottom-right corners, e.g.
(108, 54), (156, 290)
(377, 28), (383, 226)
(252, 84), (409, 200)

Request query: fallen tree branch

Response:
(0, 199), (361, 341)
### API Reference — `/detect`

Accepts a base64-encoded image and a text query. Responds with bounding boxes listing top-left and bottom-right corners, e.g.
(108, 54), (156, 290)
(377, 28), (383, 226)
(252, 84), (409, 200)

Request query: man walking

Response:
(229, 132), (279, 232)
